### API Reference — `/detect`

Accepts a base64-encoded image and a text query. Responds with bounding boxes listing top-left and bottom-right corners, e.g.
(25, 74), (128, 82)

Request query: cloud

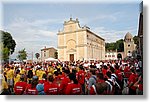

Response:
(4, 17), (59, 59)
(93, 26), (137, 43)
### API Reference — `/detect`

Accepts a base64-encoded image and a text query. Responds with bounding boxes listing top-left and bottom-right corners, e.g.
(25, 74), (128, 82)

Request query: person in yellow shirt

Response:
(6, 66), (14, 93)
(27, 70), (33, 84)
(36, 68), (40, 79)
(38, 69), (46, 80)
(20, 66), (26, 75)
(1, 73), (10, 95)
(14, 70), (21, 85)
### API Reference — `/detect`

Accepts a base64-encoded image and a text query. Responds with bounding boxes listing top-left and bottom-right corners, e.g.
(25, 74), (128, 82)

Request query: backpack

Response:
(105, 79), (114, 94)
(111, 74), (121, 94)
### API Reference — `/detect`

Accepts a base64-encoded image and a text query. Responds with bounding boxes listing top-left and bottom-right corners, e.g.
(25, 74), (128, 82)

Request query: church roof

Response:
(124, 32), (133, 40)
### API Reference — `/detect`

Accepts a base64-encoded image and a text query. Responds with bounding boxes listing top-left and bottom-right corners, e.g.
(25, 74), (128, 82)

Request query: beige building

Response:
(57, 18), (105, 61)
(124, 32), (136, 58)
(41, 47), (57, 61)
(105, 50), (118, 60)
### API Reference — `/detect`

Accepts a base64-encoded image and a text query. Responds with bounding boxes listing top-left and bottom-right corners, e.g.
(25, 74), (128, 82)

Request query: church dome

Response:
(124, 32), (133, 40)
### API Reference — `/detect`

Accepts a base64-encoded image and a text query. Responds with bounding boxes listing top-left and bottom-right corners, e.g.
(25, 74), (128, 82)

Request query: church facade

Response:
(57, 18), (105, 61)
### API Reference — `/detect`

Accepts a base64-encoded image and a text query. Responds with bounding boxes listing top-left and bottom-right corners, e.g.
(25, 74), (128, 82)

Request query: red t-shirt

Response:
(25, 84), (38, 95)
(76, 70), (85, 85)
(124, 66), (131, 78)
(128, 73), (138, 90)
(90, 85), (96, 95)
(39, 79), (47, 84)
(138, 84), (143, 91)
(59, 76), (70, 94)
(14, 81), (27, 95)
(102, 69), (107, 78)
(44, 82), (59, 95)
(65, 82), (82, 95)
(115, 69), (123, 81)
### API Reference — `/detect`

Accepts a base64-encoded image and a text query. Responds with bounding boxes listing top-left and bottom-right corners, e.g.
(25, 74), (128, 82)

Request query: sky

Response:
(1, 0), (142, 60)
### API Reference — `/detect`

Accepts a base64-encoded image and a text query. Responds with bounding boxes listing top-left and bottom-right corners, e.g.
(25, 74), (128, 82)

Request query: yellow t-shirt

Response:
(6, 69), (14, 79)
(14, 74), (21, 85)
(39, 70), (46, 80)
(2, 78), (8, 90)
(20, 69), (26, 75)
(36, 70), (40, 78)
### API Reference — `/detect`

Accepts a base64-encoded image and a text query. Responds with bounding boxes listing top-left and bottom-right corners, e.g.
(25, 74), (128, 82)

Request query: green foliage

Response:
(54, 52), (58, 59)
(2, 47), (10, 62)
(116, 39), (124, 52)
(1, 30), (16, 62)
(105, 39), (124, 52)
(35, 53), (40, 59)
(17, 48), (27, 61)
(1, 30), (16, 54)
(105, 42), (116, 51)
(133, 36), (139, 45)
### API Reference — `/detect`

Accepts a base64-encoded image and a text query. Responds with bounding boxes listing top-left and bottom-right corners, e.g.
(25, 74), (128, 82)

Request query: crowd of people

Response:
(0, 59), (143, 95)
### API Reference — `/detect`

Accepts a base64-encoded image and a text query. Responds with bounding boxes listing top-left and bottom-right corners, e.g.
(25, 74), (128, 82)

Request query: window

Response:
(44, 53), (46, 57)
(112, 55), (115, 57)
(87, 35), (89, 38)
(108, 55), (111, 57)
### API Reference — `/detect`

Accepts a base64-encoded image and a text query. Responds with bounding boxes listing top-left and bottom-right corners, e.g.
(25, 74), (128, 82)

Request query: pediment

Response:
(67, 48), (76, 52)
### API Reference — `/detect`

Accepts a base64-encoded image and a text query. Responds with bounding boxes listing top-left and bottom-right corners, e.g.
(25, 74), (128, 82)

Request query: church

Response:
(57, 18), (105, 61)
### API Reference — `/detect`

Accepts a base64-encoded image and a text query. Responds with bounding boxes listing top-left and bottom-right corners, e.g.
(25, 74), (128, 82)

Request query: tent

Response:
(44, 57), (58, 62)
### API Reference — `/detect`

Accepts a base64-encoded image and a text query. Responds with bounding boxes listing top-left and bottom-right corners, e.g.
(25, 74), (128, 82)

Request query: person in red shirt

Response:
(124, 64), (131, 79)
(59, 69), (70, 94)
(115, 65), (123, 90)
(65, 73), (82, 95)
(128, 68), (138, 95)
(44, 75), (59, 95)
(102, 65), (108, 80)
(76, 65), (86, 94)
(25, 76), (38, 95)
(133, 75), (143, 95)
(14, 74), (27, 95)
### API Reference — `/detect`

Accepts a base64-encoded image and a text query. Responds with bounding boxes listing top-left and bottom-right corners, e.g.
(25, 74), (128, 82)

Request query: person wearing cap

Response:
(14, 74), (27, 95)
(36, 83), (45, 95)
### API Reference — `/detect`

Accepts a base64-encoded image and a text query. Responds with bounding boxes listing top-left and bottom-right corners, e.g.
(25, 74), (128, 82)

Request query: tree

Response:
(105, 39), (124, 52)
(105, 42), (116, 51)
(116, 39), (124, 52)
(2, 47), (10, 62)
(54, 52), (58, 59)
(35, 53), (40, 59)
(1, 30), (16, 62)
(133, 36), (139, 45)
(17, 48), (27, 61)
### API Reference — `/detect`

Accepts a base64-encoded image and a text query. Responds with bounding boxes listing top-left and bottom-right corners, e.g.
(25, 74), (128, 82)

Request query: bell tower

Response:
(124, 32), (135, 58)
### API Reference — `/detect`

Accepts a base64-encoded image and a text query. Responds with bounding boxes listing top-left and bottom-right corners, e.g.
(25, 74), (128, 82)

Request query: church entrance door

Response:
(70, 54), (74, 62)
